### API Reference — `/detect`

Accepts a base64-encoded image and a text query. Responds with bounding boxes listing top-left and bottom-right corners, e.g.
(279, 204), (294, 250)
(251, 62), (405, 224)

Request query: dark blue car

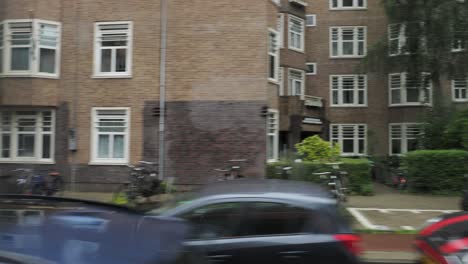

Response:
(0, 195), (197, 264)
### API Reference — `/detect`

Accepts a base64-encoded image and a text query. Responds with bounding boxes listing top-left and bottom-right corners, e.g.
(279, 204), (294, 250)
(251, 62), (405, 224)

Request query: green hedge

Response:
(403, 150), (468, 194)
(266, 158), (373, 195)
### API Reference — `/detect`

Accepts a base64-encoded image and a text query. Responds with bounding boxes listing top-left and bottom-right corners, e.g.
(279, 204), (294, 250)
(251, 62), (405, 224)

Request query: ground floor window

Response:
(389, 123), (422, 155)
(267, 109), (279, 162)
(0, 110), (54, 162)
(330, 124), (366, 156)
(91, 107), (130, 164)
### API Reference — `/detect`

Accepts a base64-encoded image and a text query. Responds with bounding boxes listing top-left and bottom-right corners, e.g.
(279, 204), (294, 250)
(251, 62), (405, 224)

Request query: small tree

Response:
(295, 135), (340, 162)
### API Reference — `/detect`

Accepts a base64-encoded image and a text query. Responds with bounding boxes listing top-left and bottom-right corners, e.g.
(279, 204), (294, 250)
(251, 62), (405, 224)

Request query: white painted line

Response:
(401, 226), (415, 231)
(349, 207), (460, 213)
(411, 210), (421, 214)
(379, 209), (390, 213)
(347, 208), (376, 229)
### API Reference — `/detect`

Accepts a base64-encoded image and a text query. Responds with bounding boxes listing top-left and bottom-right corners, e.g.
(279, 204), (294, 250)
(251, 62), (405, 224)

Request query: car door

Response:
(234, 201), (313, 264)
(178, 202), (247, 264)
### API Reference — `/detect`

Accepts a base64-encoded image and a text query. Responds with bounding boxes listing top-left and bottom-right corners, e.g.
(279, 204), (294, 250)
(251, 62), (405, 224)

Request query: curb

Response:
(361, 251), (419, 264)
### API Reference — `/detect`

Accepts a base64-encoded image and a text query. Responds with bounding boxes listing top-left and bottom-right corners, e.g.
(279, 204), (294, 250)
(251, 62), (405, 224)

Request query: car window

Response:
(180, 202), (245, 240)
(240, 202), (309, 236)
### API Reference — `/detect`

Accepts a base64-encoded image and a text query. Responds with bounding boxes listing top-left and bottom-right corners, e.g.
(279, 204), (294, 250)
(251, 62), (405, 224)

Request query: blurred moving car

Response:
(415, 212), (468, 264)
(0, 195), (199, 264)
(149, 179), (361, 264)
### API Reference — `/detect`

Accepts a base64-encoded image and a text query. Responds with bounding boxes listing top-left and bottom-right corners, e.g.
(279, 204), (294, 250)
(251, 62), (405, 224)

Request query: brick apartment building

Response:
(0, 0), (466, 191)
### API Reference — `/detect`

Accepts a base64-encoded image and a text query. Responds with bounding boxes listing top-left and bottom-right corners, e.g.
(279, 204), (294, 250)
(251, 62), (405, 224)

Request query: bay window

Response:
(267, 109), (279, 162)
(389, 123), (422, 155)
(288, 69), (305, 98)
(331, 124), (367, 156)
(389, 72), (432, 106)
(94, 22), (133, 77)
(330, 75), (367, 106)
(268, 29), (279, 82)
(452, 78), (468, 102)
(288, 15), (304, 52)
(0, 110), (55, 162)
(0, 19), (61, 77)
(91, 108), (130, 164)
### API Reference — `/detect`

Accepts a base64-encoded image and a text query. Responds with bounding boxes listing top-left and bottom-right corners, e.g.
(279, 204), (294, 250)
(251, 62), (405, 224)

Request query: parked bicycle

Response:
(6, 168), (64, 196)
(390, 167), (408, 190)
(112, 161), (163, 205)
(313, 162), (348, 202)
(213, 159), (247, 181)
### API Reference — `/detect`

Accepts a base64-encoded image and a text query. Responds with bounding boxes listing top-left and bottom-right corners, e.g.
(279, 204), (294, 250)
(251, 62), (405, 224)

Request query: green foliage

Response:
(444, 110), (468, 150)
(421, 108), (468, 150)
(295, 135), (340, 162)
(266, 158), (373, 195)
(403, 149), (468, 194)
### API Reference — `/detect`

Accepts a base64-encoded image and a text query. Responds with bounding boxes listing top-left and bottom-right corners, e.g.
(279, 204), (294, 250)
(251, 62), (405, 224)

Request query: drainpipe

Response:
(158, 0), (168, 181)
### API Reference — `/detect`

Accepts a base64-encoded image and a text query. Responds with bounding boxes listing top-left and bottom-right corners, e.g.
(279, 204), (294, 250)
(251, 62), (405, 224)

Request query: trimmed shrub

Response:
(403, 150), (468, 194)
(266, 158), (372, 195)
(295, 135), (340, 161)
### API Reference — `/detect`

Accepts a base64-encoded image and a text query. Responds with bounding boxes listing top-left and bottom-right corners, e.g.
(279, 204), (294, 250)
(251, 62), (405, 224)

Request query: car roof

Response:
(192, 179), (334, 202)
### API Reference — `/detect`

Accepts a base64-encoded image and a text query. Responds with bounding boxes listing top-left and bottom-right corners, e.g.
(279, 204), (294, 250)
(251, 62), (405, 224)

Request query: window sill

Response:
(453, 99), (468, 103)
(92, 74), (132, 79)
(389, 104), (432, 107)
(0, 74), (59, 79)
(89, 161), (129, 166)
(288, 47), (305, 53)
(268, 78), (279, 85)
(331, 105), (368, 108)
(267, 159), (279, 163)
(0, 160), (55, 164)
(330, 7), (368, 11)
(306, 73), (317, 76)
(330, 56), (366, 59)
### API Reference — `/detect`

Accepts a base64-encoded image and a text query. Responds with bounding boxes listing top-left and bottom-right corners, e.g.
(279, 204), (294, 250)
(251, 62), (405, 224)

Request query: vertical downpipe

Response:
(158, 0), (168, 181)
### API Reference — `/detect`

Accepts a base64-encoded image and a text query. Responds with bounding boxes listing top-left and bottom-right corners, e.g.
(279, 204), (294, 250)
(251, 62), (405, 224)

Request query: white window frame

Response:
(330, 26), (367, 58)
(267, 109), (279, 163)
(0, 22), (4, 74)
(389, 123), (422, 155)
(306, 15), (317, 27)
(288, 15), (305, 53)
(1, 19), (61, 78)
(330, 0), (367, 10)
(388, 72), (432, 106)
(306, 63), (317, 75)
(330, 124), (367, 157)
(278, 13), (285, 48)
(278, 67), (285, 96)
(288, 68), (305, 99)
(93, 21), (133, 78)
(271, 0), (281, 6)
(452, 78), (468, 102)
(388, 23), (407, 56)
(330, 75), (367, 107)
(0, 110), (55, 164)
(268, 28), (280, 83)
(90, 107), (130, 165)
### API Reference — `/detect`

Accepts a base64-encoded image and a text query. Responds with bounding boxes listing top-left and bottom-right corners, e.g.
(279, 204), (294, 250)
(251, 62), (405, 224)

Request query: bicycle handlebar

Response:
(312, 172), (331, 176)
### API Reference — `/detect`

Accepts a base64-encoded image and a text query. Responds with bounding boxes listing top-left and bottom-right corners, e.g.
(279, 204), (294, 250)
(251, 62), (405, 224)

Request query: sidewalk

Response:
(361, 234), (419, 263)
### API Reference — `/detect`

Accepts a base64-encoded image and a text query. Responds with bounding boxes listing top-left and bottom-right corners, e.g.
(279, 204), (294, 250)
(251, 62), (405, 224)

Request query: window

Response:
(306, 15), (317, 27)
(0, 23), (3, 73)
(91, 108), (130, 164)
(181, 202), (245, 240)
(306, 63), (317, 75)
(288, 15), (304, 52)
(94, 22), (133, 77)
(271, 0), (281, 6)
(388, 22), (424, 56)
(389, 73), (432, 106)
(389, 123), (422, 155)
(278, 67), (284, 96)
(268, 29), (279, 82)
(267, 110), (279, 162)
(278, 14), (284, 48)
(331, 124), (366, 156)
(452, 78), (468, 101)
(330, 0), (367, 9)
(452, 37), (466, 52)
(330, 75), (367, 106)
(0, 110), (55, 162)
(242, 202), (309, 236)
(330, 26), (366, 58)
(0, 19), (60, 77)
(288, 69), (305, 97)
